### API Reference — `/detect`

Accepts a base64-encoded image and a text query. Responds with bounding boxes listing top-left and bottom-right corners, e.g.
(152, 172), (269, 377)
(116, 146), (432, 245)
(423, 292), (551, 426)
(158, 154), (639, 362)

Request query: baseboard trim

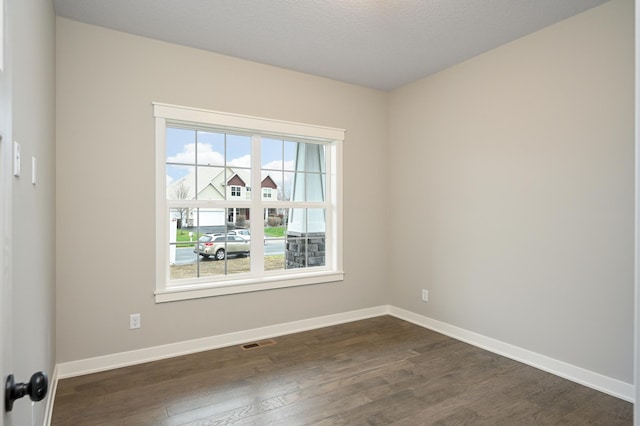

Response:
(54, 304), (633, 404)
(56, 305), (389, 379)
(387, 306), (635, 402)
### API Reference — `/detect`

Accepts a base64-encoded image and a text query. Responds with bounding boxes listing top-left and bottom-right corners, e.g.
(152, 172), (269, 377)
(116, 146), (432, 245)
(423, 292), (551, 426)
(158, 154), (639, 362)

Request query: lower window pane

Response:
(169, 207), (251, 280)
(285, 208), (326, 269)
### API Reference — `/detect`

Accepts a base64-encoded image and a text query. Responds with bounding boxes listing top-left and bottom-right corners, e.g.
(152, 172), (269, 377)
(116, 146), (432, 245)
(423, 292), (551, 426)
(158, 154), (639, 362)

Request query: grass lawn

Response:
(264, 226), (285, 237)
(176, 229), (200, 247)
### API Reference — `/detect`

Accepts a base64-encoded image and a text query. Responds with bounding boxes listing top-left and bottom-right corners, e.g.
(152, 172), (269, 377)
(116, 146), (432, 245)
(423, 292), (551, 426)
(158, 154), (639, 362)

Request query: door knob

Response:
(4, 372), (48, 412)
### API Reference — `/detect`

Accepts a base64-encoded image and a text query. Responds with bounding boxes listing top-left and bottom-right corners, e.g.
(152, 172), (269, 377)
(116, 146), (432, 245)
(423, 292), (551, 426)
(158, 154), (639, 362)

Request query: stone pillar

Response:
(286, 142), (326, 269)
(285, 231), (325, 269)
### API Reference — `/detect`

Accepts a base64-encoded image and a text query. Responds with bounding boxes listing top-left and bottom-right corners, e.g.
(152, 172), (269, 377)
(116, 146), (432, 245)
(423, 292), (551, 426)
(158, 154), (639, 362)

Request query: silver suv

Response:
(194, 234), (250, 260)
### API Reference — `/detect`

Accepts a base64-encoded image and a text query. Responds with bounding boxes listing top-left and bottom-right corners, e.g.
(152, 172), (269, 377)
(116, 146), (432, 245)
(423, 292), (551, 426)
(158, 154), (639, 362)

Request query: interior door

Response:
(0, 0), (9, 424)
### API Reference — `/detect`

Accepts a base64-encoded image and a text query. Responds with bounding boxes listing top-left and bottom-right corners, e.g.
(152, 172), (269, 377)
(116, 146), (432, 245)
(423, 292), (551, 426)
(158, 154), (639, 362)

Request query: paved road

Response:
(174, 239), (285, 265)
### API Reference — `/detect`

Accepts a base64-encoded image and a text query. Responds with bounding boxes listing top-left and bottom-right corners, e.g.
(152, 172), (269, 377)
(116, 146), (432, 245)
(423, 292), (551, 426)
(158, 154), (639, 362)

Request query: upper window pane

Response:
(261, 140), (326, 202)
(167, 128), (253, 201)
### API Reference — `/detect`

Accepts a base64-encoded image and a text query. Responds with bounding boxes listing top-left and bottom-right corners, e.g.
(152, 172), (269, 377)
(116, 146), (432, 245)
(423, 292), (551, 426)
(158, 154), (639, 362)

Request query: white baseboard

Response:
(54, 304), (634, 406)
(387, 306), (635, 402)
(55, 305), (389, 379)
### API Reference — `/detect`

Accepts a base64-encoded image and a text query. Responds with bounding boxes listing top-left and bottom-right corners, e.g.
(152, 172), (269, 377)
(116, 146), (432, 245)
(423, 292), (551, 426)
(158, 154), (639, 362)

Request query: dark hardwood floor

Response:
(51, 316), (632, 425)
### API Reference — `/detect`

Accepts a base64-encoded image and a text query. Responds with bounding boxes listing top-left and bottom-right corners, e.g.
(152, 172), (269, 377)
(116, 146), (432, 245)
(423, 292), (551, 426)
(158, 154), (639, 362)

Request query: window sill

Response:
(155, 271), (345, 303)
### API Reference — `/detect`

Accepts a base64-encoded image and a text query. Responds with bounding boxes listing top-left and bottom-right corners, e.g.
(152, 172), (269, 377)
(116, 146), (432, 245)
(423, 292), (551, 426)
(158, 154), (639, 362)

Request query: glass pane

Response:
(262, 138), (282, 169)
(229, 207), (250, 228)
(196, 209), (251, 277)
(228, 169), (251, 200)
(307, 232), (326, 267)
(169, 208), (181, 244)
(195, 166), (225, 200)
(226, 134), (251, 167)
(167, 128), (195, 164)
(264, 208), (286, 272)
(284, 208), (325, 269)
(166, 165), (194, 200)
(303, 143), (324, 172)
(170, 259), (198, 280)
(196, 207), (227, 235)
(291, 172), (306, 201)
(258, 173), (274, 201)
(260, 140), (326, 203)
(308, 208), (326, 234)
(283, 141), (297, 171)
(311, 144), (327, 173)
(306, 172), (325, 202)
(196, 131), (225, 166)
(169, 206), (200, 280)
(282, 171), (294, 202)
(169, 207), (195, 239)
(285, 237), (306, 269)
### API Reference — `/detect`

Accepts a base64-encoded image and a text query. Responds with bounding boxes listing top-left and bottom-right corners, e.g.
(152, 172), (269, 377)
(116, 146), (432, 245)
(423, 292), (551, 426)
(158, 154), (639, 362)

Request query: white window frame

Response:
(154, 103), (344, 303)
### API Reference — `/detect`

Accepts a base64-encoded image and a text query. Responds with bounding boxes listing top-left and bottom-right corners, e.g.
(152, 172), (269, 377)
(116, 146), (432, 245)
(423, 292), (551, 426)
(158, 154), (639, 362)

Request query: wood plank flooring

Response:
(51, 316), (632, 425)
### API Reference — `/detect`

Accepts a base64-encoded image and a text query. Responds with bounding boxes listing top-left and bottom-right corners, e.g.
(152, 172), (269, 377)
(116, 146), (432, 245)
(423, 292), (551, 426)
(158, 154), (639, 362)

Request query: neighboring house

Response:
(168, 167), (278, 227)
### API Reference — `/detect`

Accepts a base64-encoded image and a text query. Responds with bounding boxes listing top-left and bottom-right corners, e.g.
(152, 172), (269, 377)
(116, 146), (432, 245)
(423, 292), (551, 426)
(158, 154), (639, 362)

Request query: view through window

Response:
(154, 104), (344, 301)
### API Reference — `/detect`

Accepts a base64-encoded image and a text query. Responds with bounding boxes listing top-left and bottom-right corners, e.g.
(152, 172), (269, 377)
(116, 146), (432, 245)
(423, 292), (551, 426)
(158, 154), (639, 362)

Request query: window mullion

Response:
(250, 135), (264, 274)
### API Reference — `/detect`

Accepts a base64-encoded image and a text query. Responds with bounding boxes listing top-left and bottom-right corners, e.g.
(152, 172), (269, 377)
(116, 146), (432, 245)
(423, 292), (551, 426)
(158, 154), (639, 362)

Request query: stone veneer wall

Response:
(285, 232), (326, 268)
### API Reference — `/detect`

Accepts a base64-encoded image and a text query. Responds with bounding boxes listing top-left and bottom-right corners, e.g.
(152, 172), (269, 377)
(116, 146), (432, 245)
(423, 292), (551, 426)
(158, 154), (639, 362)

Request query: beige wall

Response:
(55, 18), (389, 362)
(389, 0), (634, 382)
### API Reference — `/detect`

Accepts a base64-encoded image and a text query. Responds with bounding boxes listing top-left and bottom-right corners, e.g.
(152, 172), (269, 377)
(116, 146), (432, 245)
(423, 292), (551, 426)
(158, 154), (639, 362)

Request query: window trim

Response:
(154, 103), (345, 303)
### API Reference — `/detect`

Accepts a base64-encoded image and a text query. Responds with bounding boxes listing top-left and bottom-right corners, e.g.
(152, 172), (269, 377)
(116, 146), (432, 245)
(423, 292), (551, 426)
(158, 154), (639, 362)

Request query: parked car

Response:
(232, 228), (251, 241)
(213, 228), (263, 243)
(193, 234), (250, 260)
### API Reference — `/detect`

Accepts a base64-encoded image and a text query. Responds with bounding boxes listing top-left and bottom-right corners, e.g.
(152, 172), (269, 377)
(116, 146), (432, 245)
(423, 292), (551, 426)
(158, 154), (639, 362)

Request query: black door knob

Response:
(5, 372), (48, 412)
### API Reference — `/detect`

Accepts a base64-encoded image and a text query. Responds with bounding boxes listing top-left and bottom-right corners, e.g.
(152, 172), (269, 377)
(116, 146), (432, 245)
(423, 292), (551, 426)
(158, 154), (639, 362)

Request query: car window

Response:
(199, 235), (212, 242)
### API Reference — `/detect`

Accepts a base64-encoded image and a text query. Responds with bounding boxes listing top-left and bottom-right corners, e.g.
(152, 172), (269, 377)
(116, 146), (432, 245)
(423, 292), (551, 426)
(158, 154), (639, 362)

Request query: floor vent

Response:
(241, 339), (277, 350)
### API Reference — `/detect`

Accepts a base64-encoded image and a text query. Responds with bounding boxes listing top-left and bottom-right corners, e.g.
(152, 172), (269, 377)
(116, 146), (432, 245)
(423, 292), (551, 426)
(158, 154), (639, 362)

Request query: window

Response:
(155, 103), (344, 302)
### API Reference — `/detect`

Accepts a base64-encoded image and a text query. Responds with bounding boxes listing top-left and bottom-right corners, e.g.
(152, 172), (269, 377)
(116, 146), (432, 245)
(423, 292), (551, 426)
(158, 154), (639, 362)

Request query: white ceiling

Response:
(53, 0), (609, 91)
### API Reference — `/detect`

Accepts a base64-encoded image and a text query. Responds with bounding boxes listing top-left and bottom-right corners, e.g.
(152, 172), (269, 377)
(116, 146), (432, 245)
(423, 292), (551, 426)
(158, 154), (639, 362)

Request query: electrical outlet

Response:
(130, 313), (141, 329)
(421, 289), (429, 302)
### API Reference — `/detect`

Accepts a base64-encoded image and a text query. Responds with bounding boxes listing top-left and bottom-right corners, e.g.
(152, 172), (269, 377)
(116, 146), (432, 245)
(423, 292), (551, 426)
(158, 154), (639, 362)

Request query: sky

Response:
(166, 127), (314, 201)
(165, 128), (299, 185)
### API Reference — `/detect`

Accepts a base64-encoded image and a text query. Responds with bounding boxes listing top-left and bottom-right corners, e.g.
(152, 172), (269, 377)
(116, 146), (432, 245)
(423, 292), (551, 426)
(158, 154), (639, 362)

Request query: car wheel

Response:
(215, 248), (226, 260)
